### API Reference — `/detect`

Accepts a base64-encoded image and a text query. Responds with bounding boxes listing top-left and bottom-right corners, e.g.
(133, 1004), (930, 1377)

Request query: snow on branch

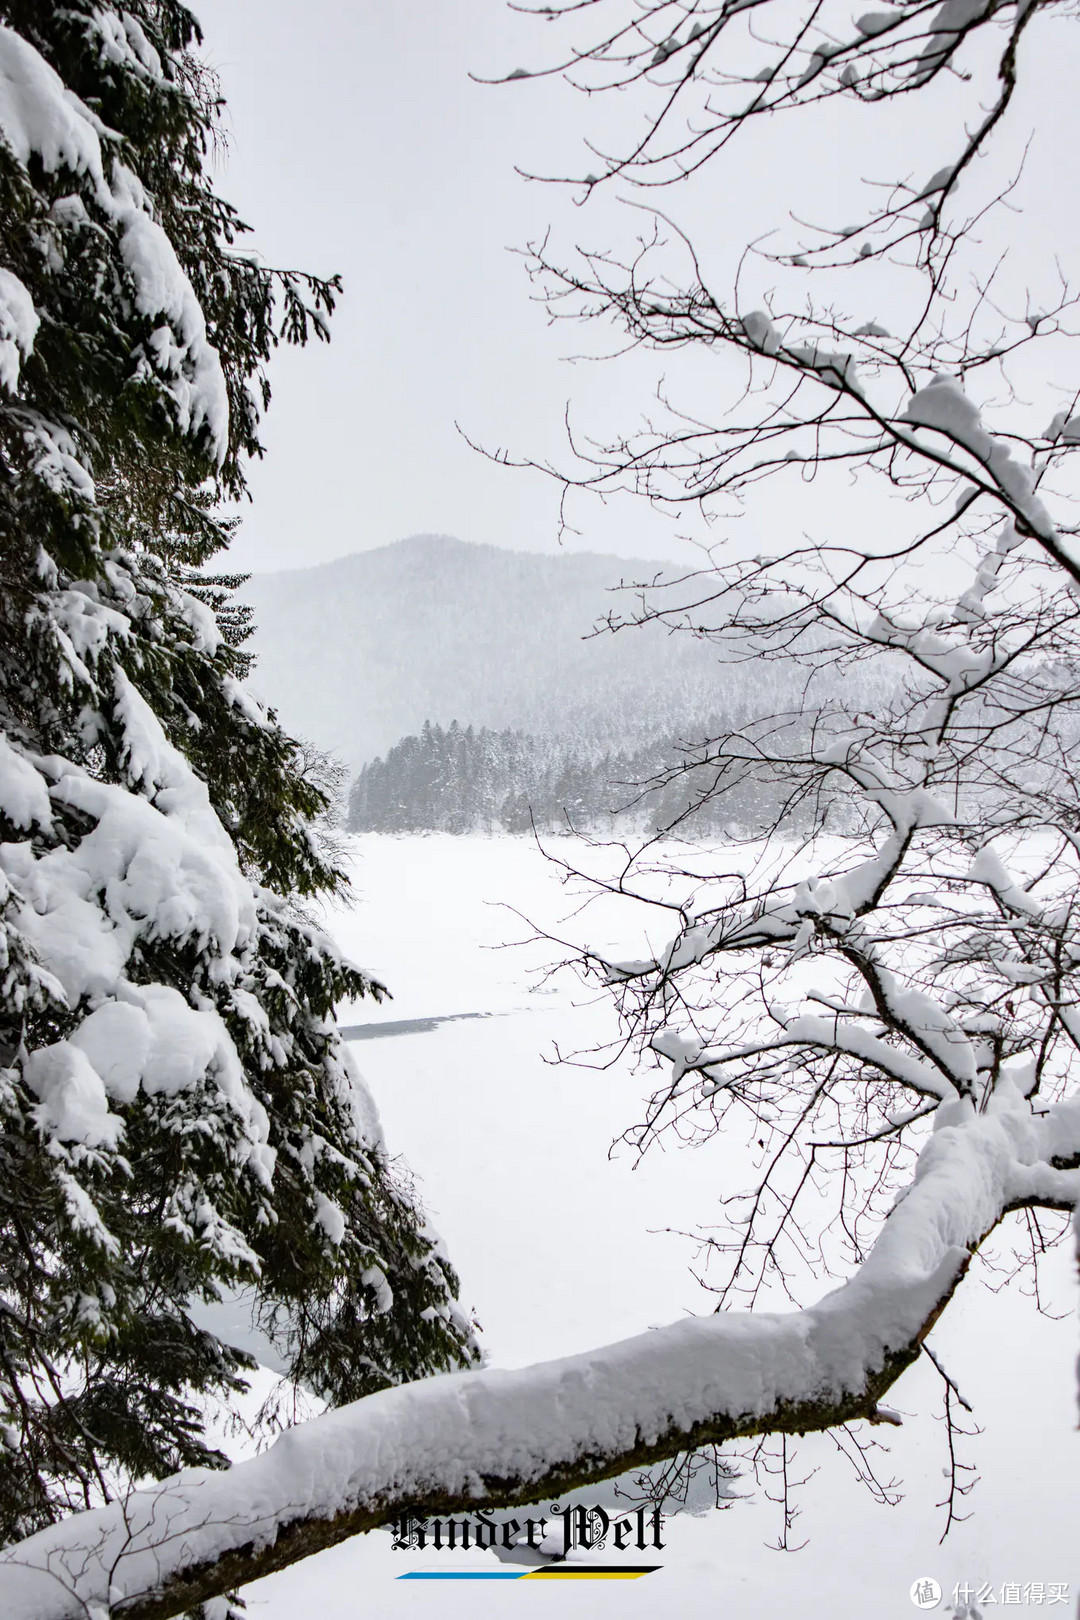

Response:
(1, 1087), (1071, 1620)
(0, 24), (229, 459)
(504, 0), (1046, 272)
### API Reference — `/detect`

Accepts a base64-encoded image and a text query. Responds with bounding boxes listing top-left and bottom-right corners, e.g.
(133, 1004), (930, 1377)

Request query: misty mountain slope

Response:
(243, 535), (745, 768)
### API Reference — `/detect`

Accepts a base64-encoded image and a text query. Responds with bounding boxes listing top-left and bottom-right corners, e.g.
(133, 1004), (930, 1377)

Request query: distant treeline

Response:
(345, 717), (863, 836)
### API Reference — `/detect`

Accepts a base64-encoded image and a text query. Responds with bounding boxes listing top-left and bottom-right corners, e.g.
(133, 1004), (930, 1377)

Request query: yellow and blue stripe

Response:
(398, 1565), (661, 1581)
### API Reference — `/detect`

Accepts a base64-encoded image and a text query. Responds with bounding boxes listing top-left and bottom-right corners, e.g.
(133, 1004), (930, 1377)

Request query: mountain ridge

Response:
(242, 534), (731, 769)
(245, 531), (681, 584)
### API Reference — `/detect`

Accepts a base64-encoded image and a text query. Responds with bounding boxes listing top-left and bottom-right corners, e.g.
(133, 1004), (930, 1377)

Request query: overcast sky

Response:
(195, 0), (1080, 577)
(198, 0), (676, 571)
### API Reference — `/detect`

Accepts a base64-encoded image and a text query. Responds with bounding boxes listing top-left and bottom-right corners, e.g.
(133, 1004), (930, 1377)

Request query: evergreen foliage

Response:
(0, 0), (477, 1551)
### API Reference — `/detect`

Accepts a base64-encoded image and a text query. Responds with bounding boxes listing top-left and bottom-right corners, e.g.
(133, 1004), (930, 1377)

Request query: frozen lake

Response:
(245, 834), (1077, 1619)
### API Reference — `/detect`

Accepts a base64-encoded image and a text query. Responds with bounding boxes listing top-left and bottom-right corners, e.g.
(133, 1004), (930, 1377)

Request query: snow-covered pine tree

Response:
(0, 0), (477, 1546)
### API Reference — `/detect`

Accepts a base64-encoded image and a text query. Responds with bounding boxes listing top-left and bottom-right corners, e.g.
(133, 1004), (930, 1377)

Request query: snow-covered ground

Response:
(245, 834), (1077, 1619)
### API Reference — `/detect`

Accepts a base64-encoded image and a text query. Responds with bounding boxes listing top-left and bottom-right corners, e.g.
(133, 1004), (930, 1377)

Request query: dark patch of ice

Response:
(340, 1011), (499, 1041)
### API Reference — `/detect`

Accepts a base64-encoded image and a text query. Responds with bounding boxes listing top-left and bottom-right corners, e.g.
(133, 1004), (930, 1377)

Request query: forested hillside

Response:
(250, 532), (905, 831)
(244, 534), (735, 768)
